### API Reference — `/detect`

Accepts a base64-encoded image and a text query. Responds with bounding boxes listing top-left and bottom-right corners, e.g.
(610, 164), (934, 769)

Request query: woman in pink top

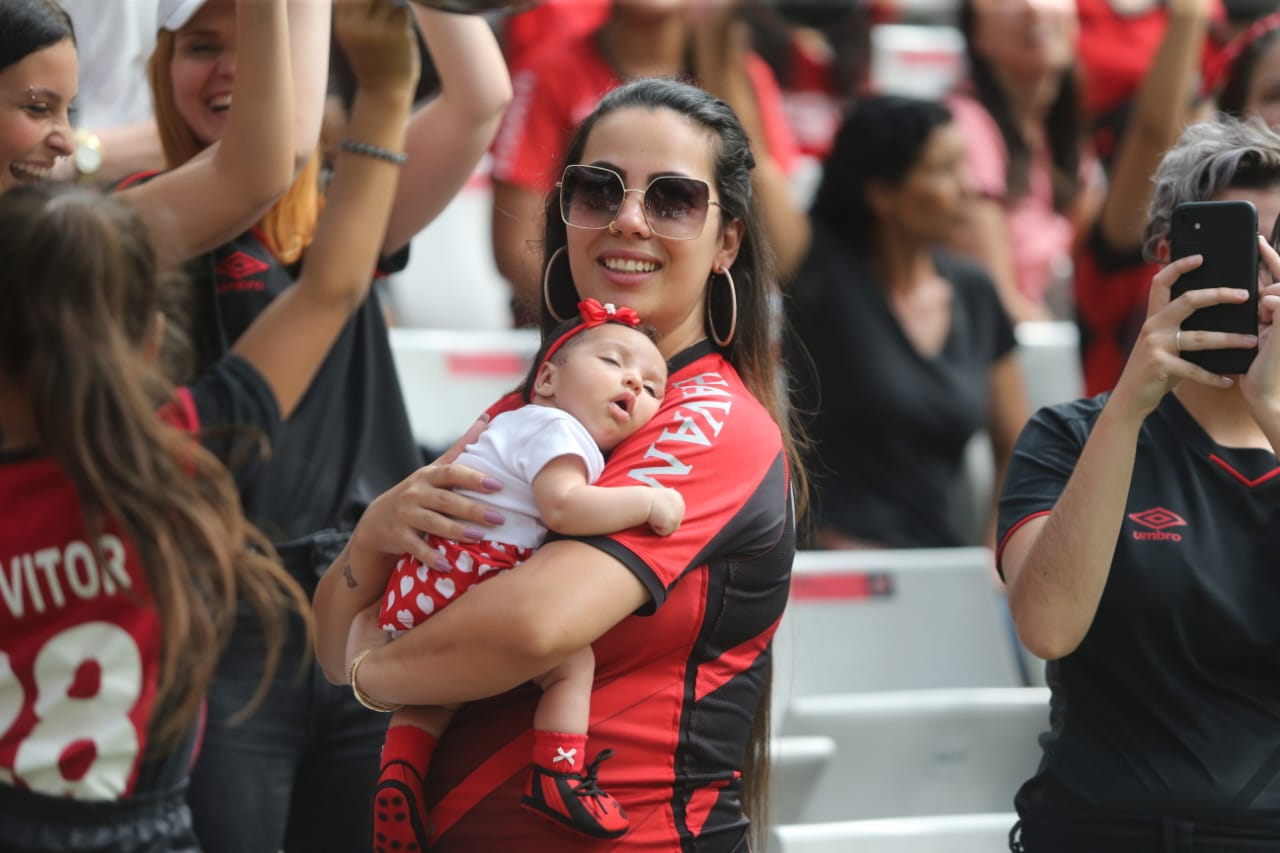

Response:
(948, 0), (1097, 324)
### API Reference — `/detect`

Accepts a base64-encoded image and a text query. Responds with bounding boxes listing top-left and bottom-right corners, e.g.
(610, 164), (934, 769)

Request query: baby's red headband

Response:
(541, 298), (642, 367)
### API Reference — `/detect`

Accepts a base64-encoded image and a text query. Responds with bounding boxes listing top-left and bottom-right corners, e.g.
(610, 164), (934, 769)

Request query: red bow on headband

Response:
(578, 298), (640, 328)
(535, 298), (645, 386)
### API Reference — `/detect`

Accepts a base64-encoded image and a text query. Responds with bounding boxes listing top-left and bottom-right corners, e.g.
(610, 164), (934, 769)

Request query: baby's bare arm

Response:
(532, 456), (684, 537)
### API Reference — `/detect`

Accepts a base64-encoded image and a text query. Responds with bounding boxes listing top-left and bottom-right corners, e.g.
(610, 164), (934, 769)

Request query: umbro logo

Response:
(215, 251), (270, 280)
(1128, 507), (1187, 542)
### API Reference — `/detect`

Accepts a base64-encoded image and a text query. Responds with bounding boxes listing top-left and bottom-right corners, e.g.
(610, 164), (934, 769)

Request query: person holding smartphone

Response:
(999, 116), (1280, 851)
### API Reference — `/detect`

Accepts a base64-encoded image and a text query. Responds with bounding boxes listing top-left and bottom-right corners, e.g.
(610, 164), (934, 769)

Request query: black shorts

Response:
(0, 779), (197, 853)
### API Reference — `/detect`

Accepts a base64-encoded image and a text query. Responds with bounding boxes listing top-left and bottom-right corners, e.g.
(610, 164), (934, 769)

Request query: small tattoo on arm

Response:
(343, 563), (358, 589)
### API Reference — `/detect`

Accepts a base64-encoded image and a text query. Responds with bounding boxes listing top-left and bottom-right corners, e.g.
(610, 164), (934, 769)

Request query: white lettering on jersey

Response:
(1, 623), (144, 799)
(0, 536), (132, 619)
(627, 371), (734, 487)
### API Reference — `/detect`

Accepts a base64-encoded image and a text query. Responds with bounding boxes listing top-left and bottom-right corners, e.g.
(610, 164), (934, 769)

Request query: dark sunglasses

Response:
(557, 164), (722, 240)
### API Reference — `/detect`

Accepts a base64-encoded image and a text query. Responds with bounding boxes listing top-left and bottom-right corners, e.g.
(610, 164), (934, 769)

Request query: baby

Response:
(371, 299), (683, 853)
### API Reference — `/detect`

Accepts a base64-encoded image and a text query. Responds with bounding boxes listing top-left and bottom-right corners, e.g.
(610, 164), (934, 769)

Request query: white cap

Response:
(157, 0), (207, 31)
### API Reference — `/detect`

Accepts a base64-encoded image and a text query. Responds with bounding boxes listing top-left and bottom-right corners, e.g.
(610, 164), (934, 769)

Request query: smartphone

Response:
(1169, 200), (1259, 374)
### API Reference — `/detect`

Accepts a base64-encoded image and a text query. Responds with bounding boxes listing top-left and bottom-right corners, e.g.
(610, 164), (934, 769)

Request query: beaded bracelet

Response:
(349, 647), (403, 713)
(339, 139), (408, 166)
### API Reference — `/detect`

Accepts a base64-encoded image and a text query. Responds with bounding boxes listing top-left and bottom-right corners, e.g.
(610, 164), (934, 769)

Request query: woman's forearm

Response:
(121, 0), (294, 260)
(286, 0), (333, 166)
(1004, 402), (1143, 658)
(209, 0), (296, 209)
(381, 7), (512, 253)
(313, 526), (402, 682)
(348, 540), (650, 707)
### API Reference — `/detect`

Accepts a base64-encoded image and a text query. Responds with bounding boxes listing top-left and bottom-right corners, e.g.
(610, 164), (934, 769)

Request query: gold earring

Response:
(707, 267), (737, 348)
(542, 246), (570, 323)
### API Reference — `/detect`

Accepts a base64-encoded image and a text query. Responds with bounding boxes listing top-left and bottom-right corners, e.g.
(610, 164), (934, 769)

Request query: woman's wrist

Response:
(354, 81), (417, 106)
(349, 647), (402, 713)
(1097, 392), (1149, 439)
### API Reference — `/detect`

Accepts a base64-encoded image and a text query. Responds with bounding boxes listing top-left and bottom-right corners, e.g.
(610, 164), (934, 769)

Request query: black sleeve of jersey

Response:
(187, 354), (282, 489)
(1087, 220), (1147, 274)
(377, 245), (410, 277)
(996, 396), (1104, 577)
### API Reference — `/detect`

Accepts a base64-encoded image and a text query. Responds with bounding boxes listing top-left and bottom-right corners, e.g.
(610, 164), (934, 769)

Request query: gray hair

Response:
(1143, 116), (1280, 262)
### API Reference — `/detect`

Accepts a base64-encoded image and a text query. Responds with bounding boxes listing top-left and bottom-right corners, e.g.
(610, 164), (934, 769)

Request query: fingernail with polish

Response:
(462, 527), (485, 542)
(483, 510), (506, 525)
(481, 477), (504, 492)
(433, 558), (453, 573)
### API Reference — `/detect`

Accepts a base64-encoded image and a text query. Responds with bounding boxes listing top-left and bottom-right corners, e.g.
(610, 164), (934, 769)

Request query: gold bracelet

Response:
(349, 647), (402, 713)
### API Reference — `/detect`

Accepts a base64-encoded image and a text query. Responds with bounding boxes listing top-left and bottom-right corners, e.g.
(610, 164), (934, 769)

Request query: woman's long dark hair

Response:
(0, 184), (309, 746)
(540, 76), (804, 845)
(958, 0), (1083, 213)
(811, 95), (954, 249)
(1, 0), (74, 71)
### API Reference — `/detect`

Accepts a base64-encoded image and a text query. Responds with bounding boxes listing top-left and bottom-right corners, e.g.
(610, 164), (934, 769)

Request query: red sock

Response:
(381, 724), (438, 777)
(533, 730), (588, 774)
(373, 726), (438, 853)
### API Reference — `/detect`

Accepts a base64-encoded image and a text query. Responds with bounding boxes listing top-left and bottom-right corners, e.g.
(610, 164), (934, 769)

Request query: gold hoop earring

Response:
(707, 267), (738, 348)
(542, 246), (570, 323)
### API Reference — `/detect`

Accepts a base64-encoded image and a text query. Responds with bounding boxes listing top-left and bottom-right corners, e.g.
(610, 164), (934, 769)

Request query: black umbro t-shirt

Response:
(998, 393), (1280, 828)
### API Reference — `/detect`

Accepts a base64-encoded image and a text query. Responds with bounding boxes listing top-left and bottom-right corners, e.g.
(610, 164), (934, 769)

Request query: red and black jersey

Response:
(423, 342), (794, 852)
(998, 394), (1280, 830)
(0, 358), (277, 828)
(0, 456), (161, 803)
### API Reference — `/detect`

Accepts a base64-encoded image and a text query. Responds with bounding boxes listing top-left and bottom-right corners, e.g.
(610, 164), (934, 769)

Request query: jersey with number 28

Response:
(0, 449), (161, 802)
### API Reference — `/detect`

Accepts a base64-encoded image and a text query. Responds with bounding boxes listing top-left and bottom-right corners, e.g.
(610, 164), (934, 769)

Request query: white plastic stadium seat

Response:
(1016, 321), (1084, 412)
(771, 548), (1024, 727)
(389, 327), (540, 454)
(782, 687), (1049, 822)
(768, 812), (1017, 853)
(869, 25), (965, 99)
(384, 166), (515, 330)
(769, 736), (838, 826)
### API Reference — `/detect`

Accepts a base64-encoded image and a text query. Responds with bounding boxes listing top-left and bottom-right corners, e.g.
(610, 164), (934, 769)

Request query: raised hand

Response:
(1242, 235), (1280, 432)
(1110, 253), (1256, 421)
(335, 0), (420, 93)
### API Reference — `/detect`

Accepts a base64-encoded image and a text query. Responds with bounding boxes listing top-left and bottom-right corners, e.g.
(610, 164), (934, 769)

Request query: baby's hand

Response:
(647, 488), (685, 536)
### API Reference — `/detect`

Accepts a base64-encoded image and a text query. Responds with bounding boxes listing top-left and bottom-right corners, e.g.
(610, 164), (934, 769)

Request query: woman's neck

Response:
(1173, 381), (1273, 451)
(657, 320), (708, 362)
(600, 12), (687, 79)
(870, 226), (934, 294)
(990, 64), (1061, 132)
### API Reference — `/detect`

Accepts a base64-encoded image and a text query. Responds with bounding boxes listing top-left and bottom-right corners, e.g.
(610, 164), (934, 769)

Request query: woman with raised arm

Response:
(133, 0), (510, 850)
(0, 0), (420, 849)
(315, 77), (800, 852)
(1000, 118), (1280, 850)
